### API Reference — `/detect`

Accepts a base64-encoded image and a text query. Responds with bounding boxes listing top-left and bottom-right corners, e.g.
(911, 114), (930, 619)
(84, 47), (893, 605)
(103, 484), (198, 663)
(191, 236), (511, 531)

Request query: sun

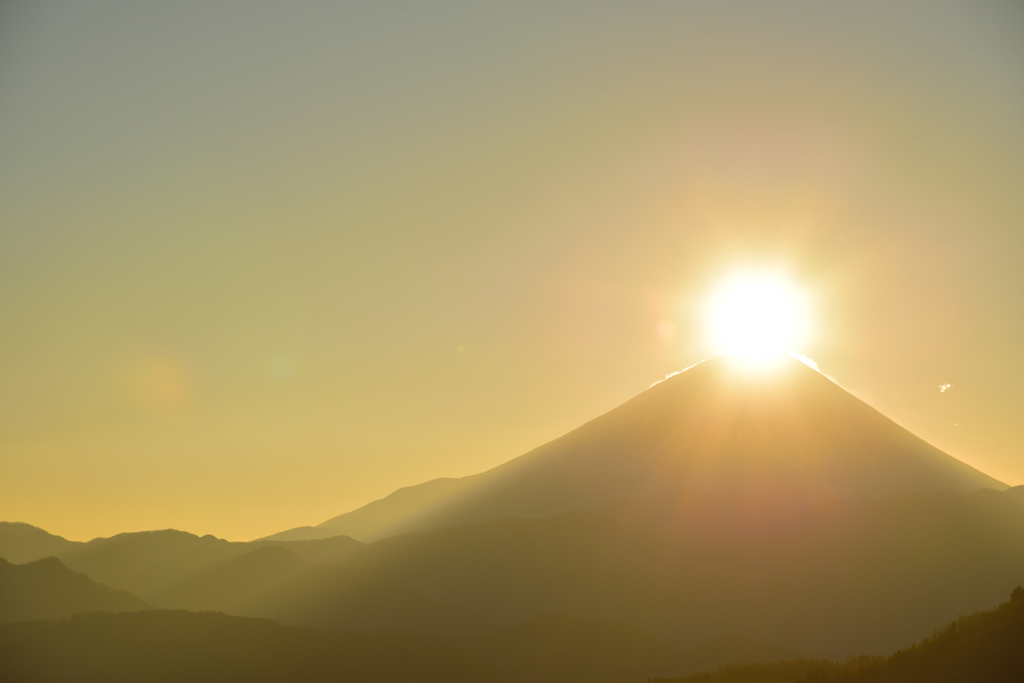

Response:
(708, 274), (805, 358)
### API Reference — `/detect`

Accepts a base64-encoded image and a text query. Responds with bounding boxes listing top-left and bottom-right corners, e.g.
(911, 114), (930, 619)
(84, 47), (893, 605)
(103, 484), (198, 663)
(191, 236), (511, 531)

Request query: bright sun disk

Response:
(709, 275), (805, 358)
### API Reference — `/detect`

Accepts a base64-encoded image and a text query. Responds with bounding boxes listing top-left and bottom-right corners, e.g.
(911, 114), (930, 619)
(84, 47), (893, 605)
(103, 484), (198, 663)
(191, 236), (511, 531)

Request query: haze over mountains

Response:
(0, 556), (149, 624)
(3, 355), (1022, 680)
(0, 523), (363, 602)
(270, 355), (1003, 542)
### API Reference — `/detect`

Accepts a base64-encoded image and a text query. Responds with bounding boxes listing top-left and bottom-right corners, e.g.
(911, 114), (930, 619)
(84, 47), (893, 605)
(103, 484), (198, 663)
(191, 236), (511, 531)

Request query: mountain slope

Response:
(277, 477), (464, 541)
(250, 534), (364, 565)
(658, 586), (1024, 682)
(155, 546), (312, 613)
(301, 356), (1002, 542)
(0, 608), (794, 683)
(0, 611), (497, 683)
(1004, 485), (1024, 506)
(7, 528), (365, 600)
(247, 487), (1024, 659)
(59, 530), (243, 598)
(811, 585), (1024, 682)
(0, 556), (150, 624)
(0, 522), (83, 564)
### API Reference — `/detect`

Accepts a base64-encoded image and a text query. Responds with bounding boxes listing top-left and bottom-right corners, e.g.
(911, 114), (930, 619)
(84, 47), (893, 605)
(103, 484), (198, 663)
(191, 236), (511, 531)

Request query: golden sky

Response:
(1, 1), (1022, 541)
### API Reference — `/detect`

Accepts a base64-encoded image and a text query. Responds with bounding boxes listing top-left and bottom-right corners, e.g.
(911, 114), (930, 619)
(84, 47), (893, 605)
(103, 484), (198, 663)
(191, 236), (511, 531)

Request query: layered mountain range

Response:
(3, 354), (1021, 679)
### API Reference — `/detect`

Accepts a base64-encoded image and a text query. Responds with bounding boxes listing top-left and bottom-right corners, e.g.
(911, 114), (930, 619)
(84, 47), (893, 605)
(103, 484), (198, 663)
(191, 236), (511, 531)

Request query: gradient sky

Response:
(2, 1), (1023, 541)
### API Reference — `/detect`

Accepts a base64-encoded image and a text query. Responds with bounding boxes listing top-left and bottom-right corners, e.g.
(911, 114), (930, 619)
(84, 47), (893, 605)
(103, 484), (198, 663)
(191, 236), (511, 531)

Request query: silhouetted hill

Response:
(0, 610), (496, 683)
(656, 586), (1024, 683)
(0, 522), (82, 564)
(478, 613), (682, 682)
(475, 615), (796, 683)
(682, 635), (802, 675)
(11, 487), (1017, 665)
(1005, 485), (1024, 506)
(249, 534), (364, 565)
(656, 659), (842, 683)
(0, 608), (793, 683)
(0, 528), (364, 601)
(304, 477), (465, 540)
(9, 591), (1020, 683)
(291, 356), (1002, 542)
(257, 525), (332, 541)
(809, 585), (1024, 682)
(59, 529), (242, 598)
(245, 487), (1024, 659)
(0, 556), (149, 624)
(155, 546), (312, 613)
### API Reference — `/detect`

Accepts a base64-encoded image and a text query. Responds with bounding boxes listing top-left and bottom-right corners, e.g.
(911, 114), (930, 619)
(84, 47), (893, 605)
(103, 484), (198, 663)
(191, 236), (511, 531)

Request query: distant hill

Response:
(0, 556), (149, 624)
(6, 589), (1021, 683)
(155, 546), (312, 613)
(475, 615), (796, 683)
(1004, 485), (1024, 506)
(0, 607), (795, 683)
(3, 483), (1018, 664)
(0, 610), (496, 683)
(681, 634), (803, 675)
(249, 534), (363, 565)
(283, 355), (1003, 542)
(0, 524), (364, 601)
(58, 529), (244, 598)
(656, 659), (843, 683)
(477, 613), (682, 682)
(0, 522), (83, 564)
(655, 586), (1024, 682)
(242, 487), (1024, 659)
(810, 585), (1024, 682)
(257, 525), (335, 541)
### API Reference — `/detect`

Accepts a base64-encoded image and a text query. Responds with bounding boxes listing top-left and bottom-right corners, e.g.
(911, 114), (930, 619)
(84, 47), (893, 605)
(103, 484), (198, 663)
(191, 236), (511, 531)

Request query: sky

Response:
(1, 1), (1023, 541)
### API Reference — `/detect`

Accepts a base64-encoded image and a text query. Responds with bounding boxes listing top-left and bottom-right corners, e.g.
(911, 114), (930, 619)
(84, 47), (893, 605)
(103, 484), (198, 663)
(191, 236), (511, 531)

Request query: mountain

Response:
(58, 529), (243, 598)
(0, 607), (792, 683)
(0, 610), (497, 683)
(240, 487), (1024, 659)
(0, 522), (83, 564)
(6, 586), (1021, 683)
(1004, 485), (1024, 506)
(809, 585), (1024, 682)
(657, 586), (1024, 682)
(0, 556), (150, 624)
(258, 525), (336, 541)
(0, 526), (365, 601)
(249, 534), (364, 565)
(294, 478), (465, 541)
(155, 546), (312, 613)
(476, 614), (684, 682)
(681, 635), (803, 675)
(284, 355), (1003, 542)
(656, 659), (839, 683)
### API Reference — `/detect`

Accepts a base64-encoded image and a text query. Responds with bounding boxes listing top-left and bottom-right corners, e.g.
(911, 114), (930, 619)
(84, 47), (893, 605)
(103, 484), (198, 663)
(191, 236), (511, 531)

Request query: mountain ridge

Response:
(0, 556), (150, 624)
(279, 355), (1003, 542)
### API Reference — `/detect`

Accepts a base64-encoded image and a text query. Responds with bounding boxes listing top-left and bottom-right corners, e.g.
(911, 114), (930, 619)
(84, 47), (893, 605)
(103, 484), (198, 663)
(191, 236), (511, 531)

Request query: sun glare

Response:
(709, 275), (805, 358)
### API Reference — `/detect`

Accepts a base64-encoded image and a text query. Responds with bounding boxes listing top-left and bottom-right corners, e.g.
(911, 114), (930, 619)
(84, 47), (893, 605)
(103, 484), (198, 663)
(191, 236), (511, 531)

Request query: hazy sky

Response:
(2, 1), (1023, 541)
